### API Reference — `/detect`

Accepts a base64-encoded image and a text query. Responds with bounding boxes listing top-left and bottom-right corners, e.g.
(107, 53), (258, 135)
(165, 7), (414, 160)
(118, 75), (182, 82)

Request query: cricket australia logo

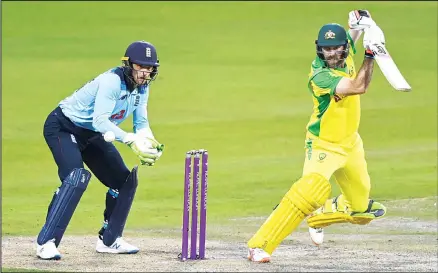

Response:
(146, 47), (151, 58)
(325, 30), (336, 40)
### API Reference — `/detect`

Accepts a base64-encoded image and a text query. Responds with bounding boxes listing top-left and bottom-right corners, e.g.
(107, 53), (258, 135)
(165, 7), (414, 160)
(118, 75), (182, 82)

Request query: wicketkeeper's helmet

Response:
(121, 41), (160, 87)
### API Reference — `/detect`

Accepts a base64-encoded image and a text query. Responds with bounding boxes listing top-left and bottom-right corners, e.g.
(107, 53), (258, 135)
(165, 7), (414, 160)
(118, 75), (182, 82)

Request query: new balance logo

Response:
(112, 243), (121, 249)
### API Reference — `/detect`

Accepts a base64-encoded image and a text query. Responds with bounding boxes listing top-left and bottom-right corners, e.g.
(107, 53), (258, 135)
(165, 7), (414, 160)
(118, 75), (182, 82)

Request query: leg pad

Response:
(103, 166), (138, 246)
(248, 173), (331, 254)
(37, 168), (91, 246)
(307, 196), (387, 228)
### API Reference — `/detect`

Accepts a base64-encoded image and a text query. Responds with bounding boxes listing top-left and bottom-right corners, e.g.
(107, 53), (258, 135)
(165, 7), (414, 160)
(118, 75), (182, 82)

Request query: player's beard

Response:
(326, 57), (345, 69)
(136, 77), (147, 85)
(134, 72), (149, 85)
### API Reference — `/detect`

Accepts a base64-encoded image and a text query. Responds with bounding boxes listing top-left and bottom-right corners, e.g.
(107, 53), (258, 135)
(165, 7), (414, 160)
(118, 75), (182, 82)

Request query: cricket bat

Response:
(368, 44), (412, 92)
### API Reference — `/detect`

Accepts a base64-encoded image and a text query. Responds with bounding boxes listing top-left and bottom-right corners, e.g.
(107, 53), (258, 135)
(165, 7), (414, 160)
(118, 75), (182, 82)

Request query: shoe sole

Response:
(96, 249), (139, 254)
(248, 257), (271, 263)
(247, 255), (271, 263)
(309, 233), (323, 246)
(310, 237), (323, 246)
(37, 254), (61, 260)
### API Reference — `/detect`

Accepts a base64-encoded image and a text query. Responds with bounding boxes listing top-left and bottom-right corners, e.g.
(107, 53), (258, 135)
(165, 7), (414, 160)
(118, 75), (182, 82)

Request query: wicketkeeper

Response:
(247, 10), (387, 262)
(36, 41), (164, 260)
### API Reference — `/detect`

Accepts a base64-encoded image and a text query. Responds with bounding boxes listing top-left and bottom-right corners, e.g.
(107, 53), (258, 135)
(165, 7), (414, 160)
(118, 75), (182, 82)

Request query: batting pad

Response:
(248, 173), (331, 254)
(307, 196), (387, 227)
(37, 168), (91, 246)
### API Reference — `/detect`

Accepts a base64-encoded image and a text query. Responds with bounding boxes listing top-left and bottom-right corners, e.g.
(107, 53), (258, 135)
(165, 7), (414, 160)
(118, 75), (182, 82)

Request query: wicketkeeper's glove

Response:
(140, 142), (165, 166)
(123, 133), (164, 166)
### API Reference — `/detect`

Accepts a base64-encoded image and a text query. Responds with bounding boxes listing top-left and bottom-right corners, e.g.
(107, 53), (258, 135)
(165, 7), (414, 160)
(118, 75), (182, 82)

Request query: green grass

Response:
(1, 268), (51, 273)
(2, 1), (437, 238)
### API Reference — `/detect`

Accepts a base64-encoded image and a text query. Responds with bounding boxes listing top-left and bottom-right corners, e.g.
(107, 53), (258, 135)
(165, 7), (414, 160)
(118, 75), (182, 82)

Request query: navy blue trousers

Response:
(43, 107), (130, 228)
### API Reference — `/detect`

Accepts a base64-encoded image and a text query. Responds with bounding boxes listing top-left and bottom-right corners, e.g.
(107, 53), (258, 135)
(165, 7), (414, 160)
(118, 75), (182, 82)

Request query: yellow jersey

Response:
(306, 33), (360, 144)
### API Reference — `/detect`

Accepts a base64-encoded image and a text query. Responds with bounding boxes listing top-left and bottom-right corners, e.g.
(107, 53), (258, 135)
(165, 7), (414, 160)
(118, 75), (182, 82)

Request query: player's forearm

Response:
(348, 29), (363, 43)
(132, 105), (152, 135)
(133, 110), (154, 139)
(93, 116), (128, 142)
(352, 57), (374, 93)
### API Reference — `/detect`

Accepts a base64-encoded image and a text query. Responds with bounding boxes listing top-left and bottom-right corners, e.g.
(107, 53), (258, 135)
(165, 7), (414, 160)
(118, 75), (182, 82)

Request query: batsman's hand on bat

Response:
(348, 10), (376, 30)
(123, 133), (164, 166)
(363, 24), (386, 58)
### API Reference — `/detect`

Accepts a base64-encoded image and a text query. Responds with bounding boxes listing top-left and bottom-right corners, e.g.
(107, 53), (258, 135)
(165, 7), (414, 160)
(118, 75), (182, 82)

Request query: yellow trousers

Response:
(303, 132), (371, 212)
(248, 132), (374, 255)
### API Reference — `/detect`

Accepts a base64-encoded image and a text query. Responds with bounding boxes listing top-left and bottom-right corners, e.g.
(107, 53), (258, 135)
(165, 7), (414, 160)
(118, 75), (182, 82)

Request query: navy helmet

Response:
(121, 41), (160, 87)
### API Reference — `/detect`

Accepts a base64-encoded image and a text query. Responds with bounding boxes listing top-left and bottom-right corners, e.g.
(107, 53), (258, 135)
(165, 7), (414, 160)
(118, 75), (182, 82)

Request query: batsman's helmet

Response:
(315, 23), (349, 65)
(121, 41), (160, 86)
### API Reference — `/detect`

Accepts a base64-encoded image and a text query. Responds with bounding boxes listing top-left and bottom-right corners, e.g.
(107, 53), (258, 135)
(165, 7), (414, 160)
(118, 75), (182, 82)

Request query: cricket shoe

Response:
(350, 200), (387, 224)
(247, 248), (271, 263)
(96, 236), (139, 254)
(309, 227), (324, 246)
(36, 238), (61, 260)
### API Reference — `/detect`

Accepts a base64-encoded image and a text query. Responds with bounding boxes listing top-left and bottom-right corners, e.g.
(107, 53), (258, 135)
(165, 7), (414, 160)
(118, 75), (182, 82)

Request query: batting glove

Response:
(348, 10), (376, 30)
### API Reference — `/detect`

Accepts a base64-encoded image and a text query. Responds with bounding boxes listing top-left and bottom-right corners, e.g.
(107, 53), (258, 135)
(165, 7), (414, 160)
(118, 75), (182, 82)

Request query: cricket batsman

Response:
(36, 41), (164, 260)
(247, 10), (387, 262)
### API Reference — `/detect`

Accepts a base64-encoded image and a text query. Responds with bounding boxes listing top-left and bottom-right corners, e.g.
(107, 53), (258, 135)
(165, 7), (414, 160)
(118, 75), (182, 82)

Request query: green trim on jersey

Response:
(346, 31), (356, 55)
(312, 57), (325, 70)
(307, 93), (331, 136)
(308, 70), (342, 97)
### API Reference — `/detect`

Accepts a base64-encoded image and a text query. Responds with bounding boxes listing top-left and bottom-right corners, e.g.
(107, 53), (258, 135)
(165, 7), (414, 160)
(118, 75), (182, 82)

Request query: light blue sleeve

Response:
(132, 90), (153, 137)
(133, 105), (149, 132)
(93, 74), (128, 142)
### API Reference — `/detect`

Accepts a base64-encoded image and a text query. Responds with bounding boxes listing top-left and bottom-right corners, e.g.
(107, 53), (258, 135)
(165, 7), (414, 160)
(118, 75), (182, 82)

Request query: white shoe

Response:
(247, 248), (271, 263)
(36, 238), (61, 260)
(309, 227), (324, 245)
(96, 237), (139, 254)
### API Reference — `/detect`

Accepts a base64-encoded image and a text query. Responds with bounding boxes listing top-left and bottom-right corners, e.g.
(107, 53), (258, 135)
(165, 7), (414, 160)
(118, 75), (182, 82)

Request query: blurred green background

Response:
(2, 1), (437, 236)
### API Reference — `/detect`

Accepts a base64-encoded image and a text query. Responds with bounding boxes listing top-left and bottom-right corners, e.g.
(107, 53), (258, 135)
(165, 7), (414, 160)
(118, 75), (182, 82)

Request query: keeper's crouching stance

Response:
(247, 10), (387, 263)
(36, 40), (165, 260)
